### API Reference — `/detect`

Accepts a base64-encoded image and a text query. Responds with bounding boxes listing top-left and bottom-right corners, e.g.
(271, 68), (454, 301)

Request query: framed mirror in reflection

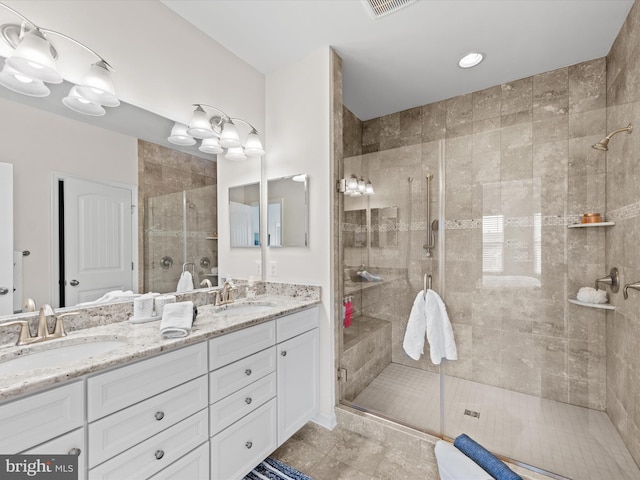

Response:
(229, 182), (260, 248)
(267, 174), (308, 247)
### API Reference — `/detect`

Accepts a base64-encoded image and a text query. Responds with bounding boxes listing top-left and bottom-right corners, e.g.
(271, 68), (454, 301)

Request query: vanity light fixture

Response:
(168, 103), (265, 160)
(0, 2), (119, 115)
(338, 174), (375, 196)
(458, 52), (485, 69)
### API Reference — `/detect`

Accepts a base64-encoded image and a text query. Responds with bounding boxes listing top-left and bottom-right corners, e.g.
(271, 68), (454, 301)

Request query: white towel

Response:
(403, 289), (457, 364)
(176, 271), (194, 293)
(160, 301), (194, 338)
(576, 287), (607, 304)
(77, 290), (136, 306)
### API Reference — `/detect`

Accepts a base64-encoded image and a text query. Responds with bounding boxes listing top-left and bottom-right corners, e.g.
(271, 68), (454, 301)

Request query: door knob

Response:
(70, 280), (79, 286)
(0, 287), (8, 295)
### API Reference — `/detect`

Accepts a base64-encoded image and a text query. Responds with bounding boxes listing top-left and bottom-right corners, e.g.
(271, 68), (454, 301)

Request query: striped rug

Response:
(244, 457), (313, 480)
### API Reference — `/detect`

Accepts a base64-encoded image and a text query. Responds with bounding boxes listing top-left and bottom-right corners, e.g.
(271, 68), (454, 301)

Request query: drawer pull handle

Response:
(245, 441), (253, 449)
(245, 397), (252, 405)
(245, 368), (252, 376)
(281, 350), (287, 357)
(155, 411), (165, 421)
(155, 450), (165, 460)
(68, 448), (81, 456)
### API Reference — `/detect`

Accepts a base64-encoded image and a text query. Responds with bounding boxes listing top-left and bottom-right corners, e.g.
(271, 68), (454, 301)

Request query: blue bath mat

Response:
(244, 457), (314, 480)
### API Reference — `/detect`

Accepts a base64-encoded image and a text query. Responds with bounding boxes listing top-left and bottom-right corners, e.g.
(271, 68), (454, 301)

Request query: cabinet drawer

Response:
(210, 372), (276, 435)
(210, 398), (277, 480)
(209, 346), (275, 402)
(0, 381), (83, 453)
(149, 442), (209, 480)
(208, 320), (275, 370)
(23, 427), (85, 480)
(88, 409), (208, 480)
(276, 306), (319, 343)
(88, 375), (208, 467)
(87, 342), (207, 421)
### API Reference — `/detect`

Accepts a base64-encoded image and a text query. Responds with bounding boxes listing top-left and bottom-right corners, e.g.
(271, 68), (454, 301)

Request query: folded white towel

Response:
(176, 271), (194, 293)
(577, 287), (608, 304)
(403, 289), (457, 364)
(160, 301), (194, 338)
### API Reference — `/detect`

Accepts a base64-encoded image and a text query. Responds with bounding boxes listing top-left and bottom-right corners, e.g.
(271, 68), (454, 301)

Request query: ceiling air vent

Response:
(361, 0), (417, 19)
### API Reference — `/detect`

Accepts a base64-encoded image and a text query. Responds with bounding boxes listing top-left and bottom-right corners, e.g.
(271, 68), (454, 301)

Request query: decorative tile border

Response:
(341, 207), (640, 233)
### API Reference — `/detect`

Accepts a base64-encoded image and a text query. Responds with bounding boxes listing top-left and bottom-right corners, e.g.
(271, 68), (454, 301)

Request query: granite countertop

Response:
(0, 294), (320, 402)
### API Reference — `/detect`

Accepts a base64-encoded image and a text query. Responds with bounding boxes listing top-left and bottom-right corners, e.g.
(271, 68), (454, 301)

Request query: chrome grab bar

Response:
(423, 174), (436, 255)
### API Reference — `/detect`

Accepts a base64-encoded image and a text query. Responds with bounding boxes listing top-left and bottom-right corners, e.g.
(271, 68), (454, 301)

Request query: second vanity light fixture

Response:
(338, 174), (375, 196)
(0, 2), (119, 116)
(168, 104), (265, 160)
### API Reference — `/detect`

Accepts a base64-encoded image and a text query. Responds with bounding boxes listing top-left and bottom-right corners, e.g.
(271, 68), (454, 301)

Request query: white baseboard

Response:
(311, 410), (337, 430)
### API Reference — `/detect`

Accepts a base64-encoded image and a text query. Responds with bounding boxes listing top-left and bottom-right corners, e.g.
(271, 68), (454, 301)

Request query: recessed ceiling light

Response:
(458, 52), (485, 69)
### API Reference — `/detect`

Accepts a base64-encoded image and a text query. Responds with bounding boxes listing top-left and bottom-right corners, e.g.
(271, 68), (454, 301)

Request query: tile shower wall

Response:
(605, 0), (640, 466)
(138, 140), (217, 293)
(342, 58), (608, 410)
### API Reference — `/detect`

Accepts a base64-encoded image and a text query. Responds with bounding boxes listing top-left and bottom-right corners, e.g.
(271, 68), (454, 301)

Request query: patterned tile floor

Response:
(350, 363), (640, 480)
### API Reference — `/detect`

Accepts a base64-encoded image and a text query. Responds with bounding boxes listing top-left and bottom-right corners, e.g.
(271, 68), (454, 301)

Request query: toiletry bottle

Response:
(247, 276), (256, 299)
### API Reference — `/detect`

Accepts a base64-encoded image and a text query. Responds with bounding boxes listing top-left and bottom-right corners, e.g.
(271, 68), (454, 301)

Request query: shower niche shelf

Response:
(567, 222), (615, 228)
(568, 298), (615, 310)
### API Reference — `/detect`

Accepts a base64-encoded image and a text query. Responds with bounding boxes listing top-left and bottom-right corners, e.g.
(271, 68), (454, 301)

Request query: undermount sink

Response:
(215, 302), (277, 316)
(0, 340), (125, 375)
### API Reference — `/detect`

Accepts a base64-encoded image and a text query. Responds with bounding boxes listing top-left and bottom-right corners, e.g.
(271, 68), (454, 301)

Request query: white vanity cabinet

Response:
(87, 343), (209, 480)
(276, 307), (319, 444)
(0, 381), (84, 454)
(209, 320), (278, 480)
(209, 306), (320, 480)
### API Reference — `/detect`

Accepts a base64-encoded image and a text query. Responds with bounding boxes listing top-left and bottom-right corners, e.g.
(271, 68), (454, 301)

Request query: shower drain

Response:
(464, 409), (480, 419)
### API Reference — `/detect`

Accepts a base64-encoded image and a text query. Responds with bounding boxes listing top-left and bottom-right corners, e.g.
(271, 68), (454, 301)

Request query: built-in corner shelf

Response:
(567, 222), (615, 229)
(568, 298), (615, 310)
(205, 236), (218, 240)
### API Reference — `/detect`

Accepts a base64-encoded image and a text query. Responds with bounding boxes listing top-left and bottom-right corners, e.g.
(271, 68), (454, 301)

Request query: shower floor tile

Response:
(352, 363), (640, 480)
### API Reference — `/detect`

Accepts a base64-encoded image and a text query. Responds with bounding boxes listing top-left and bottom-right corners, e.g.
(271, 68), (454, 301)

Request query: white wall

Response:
(265, 48), (335, 427)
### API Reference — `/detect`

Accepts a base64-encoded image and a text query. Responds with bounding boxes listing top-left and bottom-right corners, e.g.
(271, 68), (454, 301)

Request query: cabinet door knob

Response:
(281, 350), (287, 357)
(70, 279), (80, 286)
(68, 448), (81, 456)
(245, 441), (253, 449)
(155, 411), (165, 421)
(245, 397), (252, 405)
(245, 368), (252, 376)
(0, 287), (8, 295)
(155, 450), (165, 460)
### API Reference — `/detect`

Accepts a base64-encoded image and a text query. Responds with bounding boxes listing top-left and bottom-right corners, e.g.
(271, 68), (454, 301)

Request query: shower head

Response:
(592, 123), (633, 151)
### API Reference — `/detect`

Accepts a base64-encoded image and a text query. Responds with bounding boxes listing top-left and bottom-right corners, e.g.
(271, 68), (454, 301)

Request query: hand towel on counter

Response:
(402, 289), (457, 364)
(160, 301), (195, 338)
(176, 271), (194, 293)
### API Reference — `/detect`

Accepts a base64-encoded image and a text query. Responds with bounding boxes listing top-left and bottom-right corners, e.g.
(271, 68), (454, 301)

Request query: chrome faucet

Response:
(215, 281), (235, 306)
(2, 304), (76, 346)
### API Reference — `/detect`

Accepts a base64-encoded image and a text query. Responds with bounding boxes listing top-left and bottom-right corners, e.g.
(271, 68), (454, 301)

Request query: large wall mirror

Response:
(229, 182), (261, 248)
(267, 174), (308, 247)
(0, 76), (230, 315)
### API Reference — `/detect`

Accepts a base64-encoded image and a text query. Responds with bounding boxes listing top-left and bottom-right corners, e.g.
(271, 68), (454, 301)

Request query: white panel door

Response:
(0, 163), (13, 315)
(64, 178), (133, 306)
